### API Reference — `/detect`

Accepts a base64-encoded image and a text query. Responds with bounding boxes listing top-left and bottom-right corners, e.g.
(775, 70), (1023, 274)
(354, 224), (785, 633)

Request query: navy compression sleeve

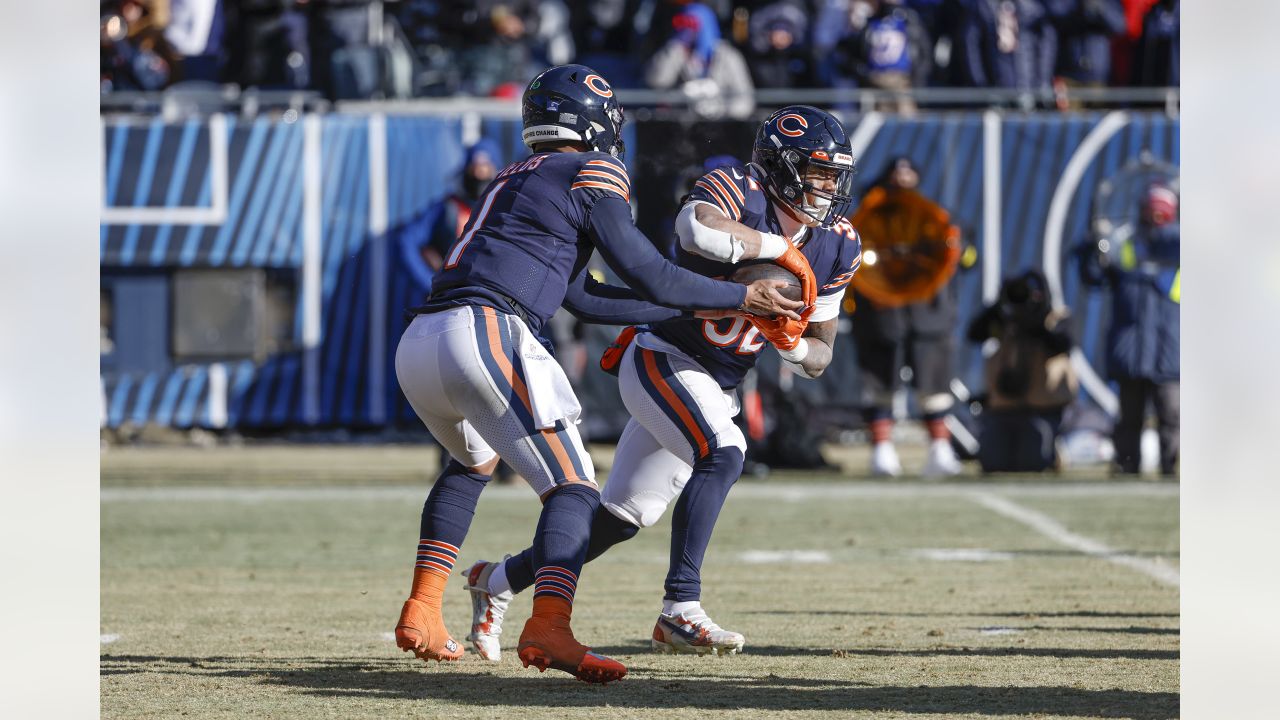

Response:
(588, 196), (747, 311)
(561, 264), (687, 325)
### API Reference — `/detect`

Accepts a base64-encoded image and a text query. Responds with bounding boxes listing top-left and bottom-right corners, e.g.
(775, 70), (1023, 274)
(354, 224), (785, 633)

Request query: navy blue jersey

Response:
(651, 164), (863, 388)
(416, 150), (747, 338)
(419, 151), (630, 334)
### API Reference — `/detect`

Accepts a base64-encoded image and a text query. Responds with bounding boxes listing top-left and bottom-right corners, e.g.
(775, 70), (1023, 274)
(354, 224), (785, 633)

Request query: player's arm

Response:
(588, 195), (803, 319)
(674, 201), (792, 264)
(784, 317), (837, 379)
(561, 263), (686, 325)
(676, 168), (817, 307)
(774, 241), (860, 378)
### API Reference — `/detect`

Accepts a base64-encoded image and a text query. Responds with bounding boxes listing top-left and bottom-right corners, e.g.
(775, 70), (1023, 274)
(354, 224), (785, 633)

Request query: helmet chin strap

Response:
(767, 191), (816, 241)
(802, 196), (832, 225)
(760, 170), (825, 231)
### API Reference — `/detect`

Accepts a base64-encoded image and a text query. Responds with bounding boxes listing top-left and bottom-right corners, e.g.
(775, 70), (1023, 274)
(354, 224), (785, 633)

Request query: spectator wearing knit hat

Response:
(644, 2), (755, 119)
(745, 1), (815, 88)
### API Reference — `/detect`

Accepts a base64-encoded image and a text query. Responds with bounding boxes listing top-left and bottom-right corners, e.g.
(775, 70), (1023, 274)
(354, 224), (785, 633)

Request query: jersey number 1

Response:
(444, 178), (508, 270)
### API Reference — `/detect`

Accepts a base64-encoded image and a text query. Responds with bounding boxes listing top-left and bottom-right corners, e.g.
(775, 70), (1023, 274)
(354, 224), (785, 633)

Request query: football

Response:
(731, 262), (804, 302)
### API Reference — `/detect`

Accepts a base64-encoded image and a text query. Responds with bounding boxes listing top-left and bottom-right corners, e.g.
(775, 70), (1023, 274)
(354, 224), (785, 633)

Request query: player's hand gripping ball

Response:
(774, 244), (818, 309)
(748, 314), (807, 351)
(731, 264), (810, 351)
(730, 262), (804, 303)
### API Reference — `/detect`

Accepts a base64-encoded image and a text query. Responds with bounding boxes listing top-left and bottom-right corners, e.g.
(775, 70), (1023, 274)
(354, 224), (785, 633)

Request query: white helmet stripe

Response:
(522, 124), (584, 147)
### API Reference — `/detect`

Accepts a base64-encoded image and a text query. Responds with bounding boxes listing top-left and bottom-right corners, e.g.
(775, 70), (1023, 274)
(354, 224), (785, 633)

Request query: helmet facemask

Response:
(764, 148), (855, 229)
(587, 103), (626, 158)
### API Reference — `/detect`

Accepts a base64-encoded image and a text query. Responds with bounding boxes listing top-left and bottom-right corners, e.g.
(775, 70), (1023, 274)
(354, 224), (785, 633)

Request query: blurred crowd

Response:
(103, 0), (1179, 111)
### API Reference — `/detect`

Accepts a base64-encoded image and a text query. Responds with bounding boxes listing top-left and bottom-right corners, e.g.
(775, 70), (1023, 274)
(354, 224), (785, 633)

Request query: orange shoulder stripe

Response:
(571, 181), (629, 200)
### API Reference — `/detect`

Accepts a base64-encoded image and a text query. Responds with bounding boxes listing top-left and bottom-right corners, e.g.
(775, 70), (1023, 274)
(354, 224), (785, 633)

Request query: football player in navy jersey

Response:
(464, 106), (864, 657)
(392, 65), (807, 684)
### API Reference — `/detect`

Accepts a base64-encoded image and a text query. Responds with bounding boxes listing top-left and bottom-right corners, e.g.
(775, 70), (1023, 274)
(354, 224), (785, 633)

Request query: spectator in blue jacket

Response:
(828, 0), (933, 112)
(1132, 0), (1177, 86)
(1082, 181), (1180, 476)
(953, 0), (1055, 92)
(1046, 0), (1126, 87)
(421, 139), (501, 271)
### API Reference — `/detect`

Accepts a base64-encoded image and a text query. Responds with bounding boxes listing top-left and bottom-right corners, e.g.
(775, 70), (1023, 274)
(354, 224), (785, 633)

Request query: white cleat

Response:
(922, 438), (962, 478)
(462, 558), (512, 661)
(870, 441), (903, 477)
(651, 608), (745, 656)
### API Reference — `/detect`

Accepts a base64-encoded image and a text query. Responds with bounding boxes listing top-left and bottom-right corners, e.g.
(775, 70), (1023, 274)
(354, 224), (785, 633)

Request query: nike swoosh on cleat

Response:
(658, 616), (703, 643)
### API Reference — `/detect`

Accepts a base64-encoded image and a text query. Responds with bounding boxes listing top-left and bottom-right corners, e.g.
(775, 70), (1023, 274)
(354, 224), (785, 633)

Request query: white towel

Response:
(511, 316), (582, 429)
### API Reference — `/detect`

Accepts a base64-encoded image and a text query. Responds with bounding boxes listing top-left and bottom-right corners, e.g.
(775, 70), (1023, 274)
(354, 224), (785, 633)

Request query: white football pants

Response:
(395, 305), (595, 497)
(603, 333), (745, 527)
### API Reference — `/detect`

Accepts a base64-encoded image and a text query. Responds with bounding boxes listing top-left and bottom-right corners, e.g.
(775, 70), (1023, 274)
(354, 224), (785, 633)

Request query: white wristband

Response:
(756, 232), (790, 260)
(777, 338), (809, 363)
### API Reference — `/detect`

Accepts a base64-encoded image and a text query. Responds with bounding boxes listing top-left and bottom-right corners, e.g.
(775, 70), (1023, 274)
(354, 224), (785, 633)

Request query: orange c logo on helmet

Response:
(776, 113), (808, 137)
(584, 74), (613, 98)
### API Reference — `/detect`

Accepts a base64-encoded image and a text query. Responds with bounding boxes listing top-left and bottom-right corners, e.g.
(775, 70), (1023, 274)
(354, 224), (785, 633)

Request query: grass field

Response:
(101, 445), (1179, 719)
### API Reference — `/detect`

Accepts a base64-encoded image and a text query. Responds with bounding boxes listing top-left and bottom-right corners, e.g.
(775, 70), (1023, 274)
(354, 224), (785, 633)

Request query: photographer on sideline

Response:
(967, 270), (1077, 473)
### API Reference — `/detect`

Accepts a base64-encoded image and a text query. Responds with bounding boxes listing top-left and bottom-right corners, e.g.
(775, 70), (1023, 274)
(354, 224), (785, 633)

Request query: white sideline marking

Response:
(912, 548), (1014, 563)
(301, 113), (322, 425)
(100, 481), (1179, 503)
(1042, 111), (1130, 418)
(101, 634), (120, 644)
(367, 113), (389, 424)
(101, 114), (229, 226)
(845, 112), (885, 167)
(207, 362), (228, 428)
(972, 493), (1180, 587)
(978, 626), (1021, 636)
(739, 550), (831, 564)
(982, 110), (1002, 304)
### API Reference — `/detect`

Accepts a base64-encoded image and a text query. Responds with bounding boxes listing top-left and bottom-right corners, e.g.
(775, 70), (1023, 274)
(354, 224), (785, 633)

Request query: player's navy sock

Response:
(503, 548), (536, 595)
(415, 460), (489, 579)
(530, 483), (599, 607)
(664, 446), (744, 602)
(585, 506), (642, 562)
(503, 504), (639, 596)
(865, 406), (894, 444)
(923, 411), (950, 441)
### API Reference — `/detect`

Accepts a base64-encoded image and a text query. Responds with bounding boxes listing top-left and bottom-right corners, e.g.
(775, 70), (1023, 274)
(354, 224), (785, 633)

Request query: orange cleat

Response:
(395, 597), (464, 663)
(517, 600), (627, 684)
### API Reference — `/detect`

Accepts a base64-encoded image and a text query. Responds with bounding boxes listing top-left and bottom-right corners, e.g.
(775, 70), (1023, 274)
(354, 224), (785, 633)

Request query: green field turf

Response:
(101, 446), (1178, 719)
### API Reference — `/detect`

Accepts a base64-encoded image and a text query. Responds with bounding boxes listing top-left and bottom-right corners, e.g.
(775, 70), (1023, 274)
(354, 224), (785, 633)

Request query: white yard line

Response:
(101, 481), (1178, 503)
(739, 550), (832, 564)
(971, 493), (1180, 587)
(912, 548), (1014, 562)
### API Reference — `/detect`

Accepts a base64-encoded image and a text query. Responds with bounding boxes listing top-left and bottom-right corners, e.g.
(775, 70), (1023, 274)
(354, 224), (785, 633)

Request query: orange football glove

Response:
(774, 243), (818, 313)
(749, 314), (807, 352)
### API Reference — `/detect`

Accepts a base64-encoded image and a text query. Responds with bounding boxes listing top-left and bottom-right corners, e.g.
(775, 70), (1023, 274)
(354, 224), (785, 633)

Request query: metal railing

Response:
(101, 85), (1179, 120)
(99, 86), (329, 120)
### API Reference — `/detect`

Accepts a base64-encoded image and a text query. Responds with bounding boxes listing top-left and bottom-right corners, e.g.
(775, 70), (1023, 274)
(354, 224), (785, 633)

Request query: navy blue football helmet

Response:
(751, 105), (855, 229)
(522, 64), (626, 158)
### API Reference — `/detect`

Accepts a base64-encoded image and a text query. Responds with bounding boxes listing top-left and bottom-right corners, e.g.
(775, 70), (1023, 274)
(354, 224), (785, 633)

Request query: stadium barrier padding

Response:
(100, 111), (1178, 432)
